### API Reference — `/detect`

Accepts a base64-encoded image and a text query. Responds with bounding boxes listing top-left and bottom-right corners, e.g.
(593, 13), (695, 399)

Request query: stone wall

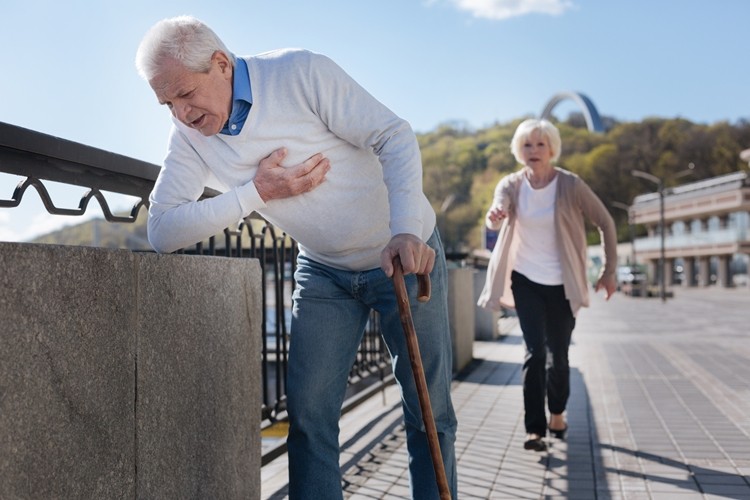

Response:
(473, 267), (501, 340)
(0, 243), (261, 500)
(448, 266), (475, 373)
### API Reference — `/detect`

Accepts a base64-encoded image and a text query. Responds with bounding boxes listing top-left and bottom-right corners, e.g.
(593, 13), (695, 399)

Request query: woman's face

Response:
(519, 129), (553, 170)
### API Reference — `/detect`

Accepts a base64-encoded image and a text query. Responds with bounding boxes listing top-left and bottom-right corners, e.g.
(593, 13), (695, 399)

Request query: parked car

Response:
(617, 265), (648, 296)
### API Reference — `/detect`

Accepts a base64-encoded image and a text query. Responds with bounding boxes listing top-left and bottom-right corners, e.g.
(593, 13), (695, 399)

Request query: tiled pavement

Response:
(262, 286), (750, 499)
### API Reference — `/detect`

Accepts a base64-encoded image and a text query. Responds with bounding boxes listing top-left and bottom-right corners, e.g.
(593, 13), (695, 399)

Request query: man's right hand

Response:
(254, 148), (330, 202)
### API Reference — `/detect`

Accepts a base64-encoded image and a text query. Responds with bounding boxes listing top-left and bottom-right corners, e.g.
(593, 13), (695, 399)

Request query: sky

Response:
(1, 0), (748, 242)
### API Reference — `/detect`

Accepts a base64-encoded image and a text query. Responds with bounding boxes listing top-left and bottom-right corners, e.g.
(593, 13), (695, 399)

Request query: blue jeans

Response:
(286, 230), (458, 499)
(511, 271), (576, 436)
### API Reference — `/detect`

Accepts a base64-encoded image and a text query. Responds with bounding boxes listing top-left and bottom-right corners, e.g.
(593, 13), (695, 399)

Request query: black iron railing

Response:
(0, 121), (392, 458)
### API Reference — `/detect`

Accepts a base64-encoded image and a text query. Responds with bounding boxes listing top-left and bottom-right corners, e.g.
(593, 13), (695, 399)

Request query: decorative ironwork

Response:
(1, 175), (146, 222)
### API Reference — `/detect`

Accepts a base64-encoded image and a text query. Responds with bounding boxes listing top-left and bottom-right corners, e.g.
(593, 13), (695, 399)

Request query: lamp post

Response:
(611, 201), (635, 265)
(631, 163), (695, 302)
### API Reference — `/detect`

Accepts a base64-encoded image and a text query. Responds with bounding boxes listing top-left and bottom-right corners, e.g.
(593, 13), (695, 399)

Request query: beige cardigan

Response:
(477, 168), (617, 317)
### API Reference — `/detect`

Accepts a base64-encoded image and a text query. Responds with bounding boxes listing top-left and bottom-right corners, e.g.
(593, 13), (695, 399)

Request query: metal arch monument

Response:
(540, 91), (605, 133)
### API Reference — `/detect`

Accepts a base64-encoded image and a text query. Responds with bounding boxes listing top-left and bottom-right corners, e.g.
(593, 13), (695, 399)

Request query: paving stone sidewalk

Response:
(262, 287), (750, 499)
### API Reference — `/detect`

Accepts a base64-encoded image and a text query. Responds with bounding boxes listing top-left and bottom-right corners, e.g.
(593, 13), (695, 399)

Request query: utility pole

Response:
(631, 164), (695, 303)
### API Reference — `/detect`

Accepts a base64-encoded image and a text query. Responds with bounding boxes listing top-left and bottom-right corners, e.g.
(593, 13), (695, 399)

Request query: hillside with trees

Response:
(29, 114), (750, 253)
(32, 212), (151, 250)
(422, 115), (750, 254)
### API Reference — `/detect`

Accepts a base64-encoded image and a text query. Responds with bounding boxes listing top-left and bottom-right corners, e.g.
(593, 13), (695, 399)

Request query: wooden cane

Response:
(391, 256), (451, 500)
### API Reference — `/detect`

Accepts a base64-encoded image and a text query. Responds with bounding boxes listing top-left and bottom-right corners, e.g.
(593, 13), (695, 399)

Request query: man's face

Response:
(149, 51), (233, 136)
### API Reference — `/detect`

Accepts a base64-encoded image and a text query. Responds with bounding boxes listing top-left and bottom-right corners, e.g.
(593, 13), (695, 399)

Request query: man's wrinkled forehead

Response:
(149, 59), (192, 103)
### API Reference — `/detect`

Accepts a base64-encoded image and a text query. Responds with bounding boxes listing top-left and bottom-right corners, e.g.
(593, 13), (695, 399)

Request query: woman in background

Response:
(478, 119), (617, 451)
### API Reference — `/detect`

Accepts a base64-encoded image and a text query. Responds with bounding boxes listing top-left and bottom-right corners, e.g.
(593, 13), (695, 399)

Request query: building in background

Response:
(630, 165), (750, 289)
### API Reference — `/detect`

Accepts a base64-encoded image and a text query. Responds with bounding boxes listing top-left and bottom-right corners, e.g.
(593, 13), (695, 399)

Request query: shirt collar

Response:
(220, 57), (252, 135)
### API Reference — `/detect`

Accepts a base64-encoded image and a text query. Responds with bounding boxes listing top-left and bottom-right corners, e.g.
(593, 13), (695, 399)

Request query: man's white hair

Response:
(135, 15), (234, 81)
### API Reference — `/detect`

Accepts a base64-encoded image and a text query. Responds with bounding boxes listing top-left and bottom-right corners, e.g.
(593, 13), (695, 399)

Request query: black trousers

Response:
(511, 271), (576, 436)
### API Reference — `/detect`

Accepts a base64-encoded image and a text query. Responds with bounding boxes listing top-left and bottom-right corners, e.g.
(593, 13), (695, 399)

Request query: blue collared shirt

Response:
(220, 57), (252, 135)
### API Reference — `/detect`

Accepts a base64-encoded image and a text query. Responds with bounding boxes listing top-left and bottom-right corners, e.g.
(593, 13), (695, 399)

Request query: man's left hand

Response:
(380, 233), (435, 278)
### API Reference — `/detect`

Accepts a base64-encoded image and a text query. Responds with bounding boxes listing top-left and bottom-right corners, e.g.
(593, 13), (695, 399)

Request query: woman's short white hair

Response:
(135, 15), (235, 81)
(510, 118), (562, 164)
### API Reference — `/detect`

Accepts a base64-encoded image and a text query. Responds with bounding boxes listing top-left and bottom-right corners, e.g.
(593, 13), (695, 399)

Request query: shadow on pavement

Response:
(600, 444), (750, 499)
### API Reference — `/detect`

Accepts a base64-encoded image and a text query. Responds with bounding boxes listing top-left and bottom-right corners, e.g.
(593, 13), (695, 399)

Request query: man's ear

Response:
(212, 51), (232, 78)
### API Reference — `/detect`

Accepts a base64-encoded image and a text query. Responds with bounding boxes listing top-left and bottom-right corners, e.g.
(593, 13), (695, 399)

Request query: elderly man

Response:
(135, 16), (457, 500)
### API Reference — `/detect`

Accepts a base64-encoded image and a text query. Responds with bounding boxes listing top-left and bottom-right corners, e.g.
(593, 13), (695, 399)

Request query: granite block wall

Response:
(0, 243), (261, 500)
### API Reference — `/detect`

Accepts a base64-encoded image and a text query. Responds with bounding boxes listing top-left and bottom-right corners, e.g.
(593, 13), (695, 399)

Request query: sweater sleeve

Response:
(576, 178), (618, 278)
(304, 52), (426, 238)
(485, 174), (515, 231)
(147, 127), (266, 253)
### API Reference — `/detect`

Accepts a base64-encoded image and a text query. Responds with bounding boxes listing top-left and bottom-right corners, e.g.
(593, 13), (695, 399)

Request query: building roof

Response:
(633, 171), (749, 205)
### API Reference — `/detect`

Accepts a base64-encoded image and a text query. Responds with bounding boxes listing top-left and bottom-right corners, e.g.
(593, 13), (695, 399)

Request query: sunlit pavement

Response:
(262, 286), (750, 499)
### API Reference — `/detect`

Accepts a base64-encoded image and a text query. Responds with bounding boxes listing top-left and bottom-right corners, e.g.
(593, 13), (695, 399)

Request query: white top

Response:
(148, 49), (436, 271)
(513, 175), (563, 285)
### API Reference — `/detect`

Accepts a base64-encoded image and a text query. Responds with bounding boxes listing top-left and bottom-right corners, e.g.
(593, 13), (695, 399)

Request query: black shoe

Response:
(523, 435), (547, 451)
(548, 424), (568, 440)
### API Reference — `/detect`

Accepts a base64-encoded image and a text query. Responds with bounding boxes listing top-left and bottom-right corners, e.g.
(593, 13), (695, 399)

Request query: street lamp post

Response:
(611, 201), (635, 265)
(631, 164), (695, 303)
(632, 170), (666, 301)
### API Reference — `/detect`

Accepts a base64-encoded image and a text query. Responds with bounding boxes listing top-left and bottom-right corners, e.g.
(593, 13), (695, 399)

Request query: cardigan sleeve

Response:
(485, 174), (516, 231)
(576, 178), (618, 278)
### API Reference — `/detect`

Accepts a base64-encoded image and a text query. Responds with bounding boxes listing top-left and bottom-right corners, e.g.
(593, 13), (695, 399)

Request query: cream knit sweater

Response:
(148, 49), (435, 271)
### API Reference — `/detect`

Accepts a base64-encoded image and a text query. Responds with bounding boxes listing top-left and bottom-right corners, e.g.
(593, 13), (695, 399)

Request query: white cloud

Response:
(0, 211), (19, 242)
(448, 0), (575, 20)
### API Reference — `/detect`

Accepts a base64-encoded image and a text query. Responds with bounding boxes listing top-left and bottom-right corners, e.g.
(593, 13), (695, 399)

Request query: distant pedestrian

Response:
(478, 119), (617, 451)
(135, 15), (457, 499)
